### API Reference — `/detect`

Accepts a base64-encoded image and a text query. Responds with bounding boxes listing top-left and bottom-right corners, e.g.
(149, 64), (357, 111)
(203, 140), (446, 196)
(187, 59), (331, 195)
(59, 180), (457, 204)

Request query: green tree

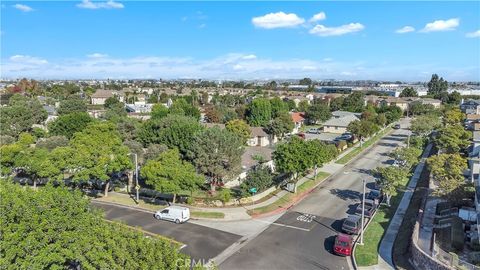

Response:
(433, 124), (471, 153)
(390, 147), (422, 169)
(246, 98), (272, 126)
(270, 97), (288, 118)
(329, 97), (344, 111)
(36, 136), (69, 151)
(0, 143), (25, 175)
(57, 97), (87, 115)
(226, 119), (251, 145)
(347, 120), (379, 146)
(376, 113), (387, 127)
(139, 115), (203, 156)
(15, 148), (60, 188)
(103, 101), (127, 122)
(240, 167), (274, 196)
(141, 149), (204, 202)
(169, 98), (201, 120)
(104, 96), (120, 109)
(306, 139), (338, 176)
(266, 112), (294, 139)
(374, 166), (409, 206)
(297, 100), (310, 113)
(408, 101), (435, 116)
(0, 181), (191, 269)
(427, 74), (448, 97)
(399, 87), (418, 97)
(0, 94), (47, 137)
(410, 114), (441, 136)
(447, 91), (462, 105)
(299, 77), (313, 85)
(48, 112), (94, 139)
(377, 105), (402, 124)
(188, 128), (244, 191)
(305, 103), (332, 124)
(150, 104), (169, 120)
(69, 122), (133, 196)
(273, 137), (312, 181)
(342, 92), (365, 112)
(427, 153), (467, 200)
(443, 108), (464, 126)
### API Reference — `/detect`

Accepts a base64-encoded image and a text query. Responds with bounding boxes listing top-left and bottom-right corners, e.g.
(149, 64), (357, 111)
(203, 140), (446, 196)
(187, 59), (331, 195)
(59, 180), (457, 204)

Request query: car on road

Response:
(355, 199), (378, 218)
(154, 206), (190, 224)
(341, 215), (361, 234)
(307, 128), (321, 134)
(333, 233), (353, 256)
(393, 123), (401, 129)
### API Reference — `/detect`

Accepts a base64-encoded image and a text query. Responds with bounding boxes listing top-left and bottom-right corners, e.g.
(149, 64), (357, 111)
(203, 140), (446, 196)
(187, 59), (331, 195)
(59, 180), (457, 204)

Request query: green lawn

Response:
(94, 192), (165, 211)
(336, 127), (393, 165)
(354, 171), (409, 266)
(191, 211), (225, 219)
(247, 172), (330, 216)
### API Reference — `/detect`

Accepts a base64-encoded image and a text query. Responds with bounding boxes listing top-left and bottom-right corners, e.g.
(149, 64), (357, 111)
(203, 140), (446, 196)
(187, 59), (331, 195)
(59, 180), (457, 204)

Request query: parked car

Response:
(154, 206), (190, 224)
(341, 215), (361, 234)
(296, 133), (306, 140)
(366, 189), (383, 203)
(355, 199), (378, 218)
(333, 233), (353, 256)
(307, 128), (321, 134)
(393, 123), (401, 129)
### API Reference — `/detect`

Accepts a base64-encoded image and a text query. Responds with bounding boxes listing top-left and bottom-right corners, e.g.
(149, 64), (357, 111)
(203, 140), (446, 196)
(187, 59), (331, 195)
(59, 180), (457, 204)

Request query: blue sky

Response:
(1, 1), (479, 81)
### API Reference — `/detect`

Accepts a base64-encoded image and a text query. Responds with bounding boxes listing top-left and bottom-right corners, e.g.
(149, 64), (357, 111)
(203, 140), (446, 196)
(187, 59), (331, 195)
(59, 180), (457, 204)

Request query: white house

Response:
(90, 90), (115, 105)
(323, 114), (359, 134)
(247, 127), (269, 147)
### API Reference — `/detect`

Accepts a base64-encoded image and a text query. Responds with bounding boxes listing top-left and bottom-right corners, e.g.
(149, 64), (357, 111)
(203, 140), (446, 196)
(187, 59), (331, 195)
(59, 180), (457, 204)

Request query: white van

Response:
(154, 206), (190, 224)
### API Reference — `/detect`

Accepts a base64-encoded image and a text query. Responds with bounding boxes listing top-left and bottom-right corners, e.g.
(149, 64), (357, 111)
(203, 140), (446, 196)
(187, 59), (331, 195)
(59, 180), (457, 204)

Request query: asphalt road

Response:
(92, 202), (242, 261)
(221, 119), (411, 270)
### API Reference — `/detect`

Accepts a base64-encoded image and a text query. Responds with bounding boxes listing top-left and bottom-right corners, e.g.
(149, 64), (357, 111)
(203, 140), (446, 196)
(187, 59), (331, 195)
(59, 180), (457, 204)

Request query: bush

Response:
(217, 188), (232, 204)
(409, 135), (428, 149)
(240, 167), (274, 197)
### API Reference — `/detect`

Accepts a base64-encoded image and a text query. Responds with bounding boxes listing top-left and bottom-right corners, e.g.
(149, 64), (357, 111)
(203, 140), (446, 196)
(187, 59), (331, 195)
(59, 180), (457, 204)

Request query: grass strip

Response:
(95, 192), (165, 211)
(336, 127), (393, 165)
(247, 172), (330, 216)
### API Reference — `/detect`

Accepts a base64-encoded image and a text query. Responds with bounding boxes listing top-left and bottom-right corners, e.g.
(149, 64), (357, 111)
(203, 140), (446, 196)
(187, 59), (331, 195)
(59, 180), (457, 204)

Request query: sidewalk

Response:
(372, 143), (433, 269)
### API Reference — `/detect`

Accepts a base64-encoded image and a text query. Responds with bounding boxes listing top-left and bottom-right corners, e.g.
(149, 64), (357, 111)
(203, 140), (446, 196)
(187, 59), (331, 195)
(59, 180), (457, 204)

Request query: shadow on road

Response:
(346, 204), (358, 215)
(324, 235), (336, 254)
(377, 142), (399, 147)
(353, 168), (374, 175)
(382, 136), (407, 142)
(330, 189), (361, 201)
(390, 134), (408, 138)
(330, 219), (344, 232)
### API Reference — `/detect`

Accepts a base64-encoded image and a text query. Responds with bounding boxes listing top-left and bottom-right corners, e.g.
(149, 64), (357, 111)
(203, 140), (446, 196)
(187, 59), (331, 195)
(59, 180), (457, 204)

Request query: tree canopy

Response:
(48, 112), (94, 139)
(246, 98), (272, 126)
(0, 94), (47, 137)
(399, 87), (418, 97)
(427, 153), (467, 200)
(57, 97), (88, 115)
(226, 119), (251, 145)
(305, 103), (332, 124)
(427, 74), (448, 97)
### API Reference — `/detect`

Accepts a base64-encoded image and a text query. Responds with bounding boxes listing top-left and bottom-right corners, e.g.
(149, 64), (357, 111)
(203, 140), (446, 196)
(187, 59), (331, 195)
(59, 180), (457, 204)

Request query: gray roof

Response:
(202, 123), (225, 129)
(241, 146), (273, 169)
(323, 114), (359, 128)
(43, 105), (57, 115)
(331, 110), (361, 118)
(250, 127), (268, 137)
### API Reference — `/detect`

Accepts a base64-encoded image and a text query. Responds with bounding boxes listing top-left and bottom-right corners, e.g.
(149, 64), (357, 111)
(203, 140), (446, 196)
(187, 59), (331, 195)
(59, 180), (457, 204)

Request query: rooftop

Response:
(323, 114), (359, 128)
(241, 146), (274, 170)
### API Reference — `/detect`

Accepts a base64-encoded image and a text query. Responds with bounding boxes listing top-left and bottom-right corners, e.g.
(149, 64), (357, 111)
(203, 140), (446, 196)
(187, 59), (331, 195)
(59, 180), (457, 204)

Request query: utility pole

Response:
(135, 153), (139, 203)
(360, 179), (366, 245)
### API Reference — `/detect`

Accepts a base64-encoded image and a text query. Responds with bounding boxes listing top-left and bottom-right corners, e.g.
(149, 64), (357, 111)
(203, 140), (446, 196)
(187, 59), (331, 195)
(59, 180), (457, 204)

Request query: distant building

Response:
(461, 100), (480, 115)
(323, 114), (359, 134)
(247, 127), (269, 147)
(90, 90), (115, 105)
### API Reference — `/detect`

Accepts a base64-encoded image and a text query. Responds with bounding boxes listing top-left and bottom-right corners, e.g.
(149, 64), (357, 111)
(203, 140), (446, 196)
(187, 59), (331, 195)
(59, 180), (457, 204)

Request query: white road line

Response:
(254, 219), (310, 232)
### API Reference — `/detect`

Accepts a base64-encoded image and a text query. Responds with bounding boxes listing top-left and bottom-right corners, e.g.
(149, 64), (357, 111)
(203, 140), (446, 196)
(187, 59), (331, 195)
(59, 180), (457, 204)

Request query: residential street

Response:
(92, 201), (242, 261)
(220, 119), (411, 270)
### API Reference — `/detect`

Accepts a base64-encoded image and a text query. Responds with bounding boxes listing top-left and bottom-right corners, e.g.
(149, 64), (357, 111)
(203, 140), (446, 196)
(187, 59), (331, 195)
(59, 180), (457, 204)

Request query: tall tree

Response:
(150, 104), (169, 120)
(188, 128), (244, 191)
(433, 124), (471, 153)
(69, 122), (132, 196)
(399, 87), (418, 97)
(226, 119), (251, 145)
(141, 149), (204, 202)
(443, 108), (464, 126)
(410, 114), (442, 136)
(273, 137), (312, 181)
(48, 112), (94, 139)
(427, 153), (467, 200)
(374, 166), (409, 206)
(342, 92), (365, 113)
(266, 112), (294, 139)
(427, 74), (448, 97)
(270, 97), (288, 118)
(347, 119), (379, 146)
(247, 98), (272, 126)
(305, 103), (332, 124)
(0, 94), (47, 137)
(57, 97), (87, 115)
(15, 148), (60, 188)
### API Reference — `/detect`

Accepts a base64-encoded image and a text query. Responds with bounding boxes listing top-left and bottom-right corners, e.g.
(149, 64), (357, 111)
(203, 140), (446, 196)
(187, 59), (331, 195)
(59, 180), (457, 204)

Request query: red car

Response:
(333, 233), (353, 256)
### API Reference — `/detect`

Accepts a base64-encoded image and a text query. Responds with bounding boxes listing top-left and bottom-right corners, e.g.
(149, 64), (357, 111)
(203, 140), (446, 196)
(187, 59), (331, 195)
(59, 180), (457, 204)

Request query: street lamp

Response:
(129, 153), (139, 204)
(360, 179), (366, 245)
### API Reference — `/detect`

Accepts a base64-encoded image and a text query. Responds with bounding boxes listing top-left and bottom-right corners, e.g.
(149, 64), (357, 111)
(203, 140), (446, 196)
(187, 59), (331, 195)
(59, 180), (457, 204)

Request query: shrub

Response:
(240, 167), (274, 197)
(217, 188), (232, 204)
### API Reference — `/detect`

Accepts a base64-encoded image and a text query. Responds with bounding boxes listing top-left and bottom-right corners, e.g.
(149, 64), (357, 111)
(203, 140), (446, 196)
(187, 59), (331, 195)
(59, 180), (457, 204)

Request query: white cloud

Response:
(13, 4), (33, 12)
(309, 12), (326, 22)
(420, 18), (459, 32)
(76, 0), (124, 10)
(309, 23), (364, 36)
(9, 55), (48, 65)
(198, 23), (206, 29)
(466, 30), (480, 38)
(395, 26), (415, 34)
(252, 12), (305, 29)
(87, 53), (108, 58)
(242, 54), (257, 60)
